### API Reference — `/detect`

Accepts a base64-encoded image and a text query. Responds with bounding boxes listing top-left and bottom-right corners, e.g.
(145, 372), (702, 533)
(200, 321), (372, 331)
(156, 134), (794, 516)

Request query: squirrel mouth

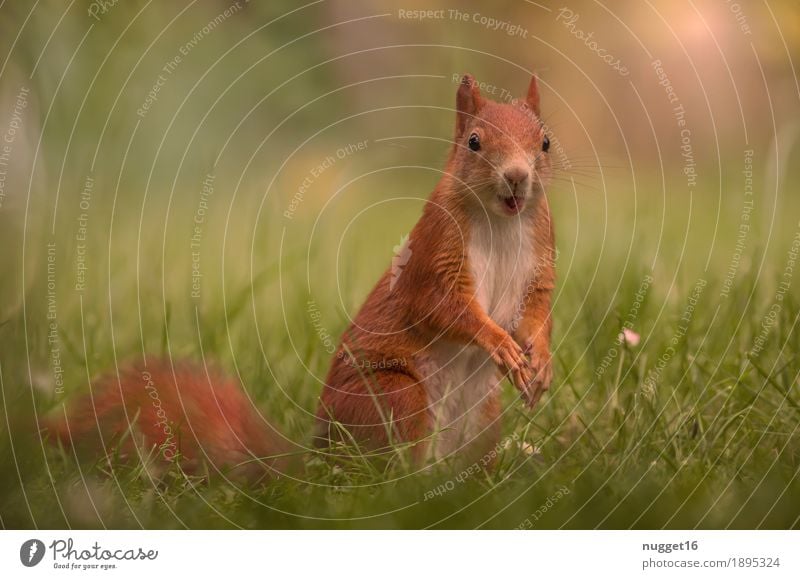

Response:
(498, 194), (526, 216)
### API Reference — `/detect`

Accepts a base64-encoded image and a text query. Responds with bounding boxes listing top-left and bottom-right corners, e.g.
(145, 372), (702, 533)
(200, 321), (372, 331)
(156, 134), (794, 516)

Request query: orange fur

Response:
(316, 73), (555, 462)
(48, 73), (556, 477)
(47, 360), (290, 481)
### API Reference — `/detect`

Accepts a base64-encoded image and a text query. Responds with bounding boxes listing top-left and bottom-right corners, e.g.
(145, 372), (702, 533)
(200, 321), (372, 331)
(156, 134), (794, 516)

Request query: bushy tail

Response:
(45, 359), (292, 482)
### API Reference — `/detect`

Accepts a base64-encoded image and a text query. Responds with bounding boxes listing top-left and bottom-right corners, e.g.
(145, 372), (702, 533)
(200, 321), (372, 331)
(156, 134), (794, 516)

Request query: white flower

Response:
(389, 233), (412, 291)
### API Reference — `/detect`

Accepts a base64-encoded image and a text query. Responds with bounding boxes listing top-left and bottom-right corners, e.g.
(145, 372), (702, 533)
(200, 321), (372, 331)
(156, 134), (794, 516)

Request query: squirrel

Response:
(46, 73), (555, 480)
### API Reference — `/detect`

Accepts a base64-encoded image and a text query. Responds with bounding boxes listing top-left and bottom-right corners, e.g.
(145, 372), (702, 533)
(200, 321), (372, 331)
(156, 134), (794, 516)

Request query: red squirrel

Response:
(47, 73), (555, 479)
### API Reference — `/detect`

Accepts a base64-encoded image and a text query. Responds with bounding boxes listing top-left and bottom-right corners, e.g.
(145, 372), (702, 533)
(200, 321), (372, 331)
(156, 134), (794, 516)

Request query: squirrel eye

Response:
(542, 135), (550, 152)
(468, 133), (481, 151)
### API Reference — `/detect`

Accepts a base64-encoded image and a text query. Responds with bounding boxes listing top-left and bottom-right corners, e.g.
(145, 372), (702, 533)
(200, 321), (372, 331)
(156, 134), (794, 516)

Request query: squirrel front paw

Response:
(485, 331), (533, 394)
(522, 339), (552, 407)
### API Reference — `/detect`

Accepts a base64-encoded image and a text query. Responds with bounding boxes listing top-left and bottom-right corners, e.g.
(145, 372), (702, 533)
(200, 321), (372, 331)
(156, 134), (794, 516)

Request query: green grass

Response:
(1, 171), (799, 530)
(2, 0), (800, 532)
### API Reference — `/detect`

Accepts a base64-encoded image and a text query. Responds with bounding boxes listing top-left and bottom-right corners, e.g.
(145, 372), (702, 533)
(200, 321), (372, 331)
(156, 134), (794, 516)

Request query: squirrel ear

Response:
(456, 74), (483, 139)
(526, 74), (541, 116)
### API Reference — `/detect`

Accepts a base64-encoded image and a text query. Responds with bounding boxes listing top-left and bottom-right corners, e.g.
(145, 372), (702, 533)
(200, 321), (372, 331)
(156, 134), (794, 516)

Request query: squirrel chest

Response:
(416, 215), (538, 456)
(467, 216), (537, 331)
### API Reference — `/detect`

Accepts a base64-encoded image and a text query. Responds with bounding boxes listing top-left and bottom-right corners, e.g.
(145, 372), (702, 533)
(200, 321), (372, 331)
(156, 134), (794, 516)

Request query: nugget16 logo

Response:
(20, 539), (46, 567)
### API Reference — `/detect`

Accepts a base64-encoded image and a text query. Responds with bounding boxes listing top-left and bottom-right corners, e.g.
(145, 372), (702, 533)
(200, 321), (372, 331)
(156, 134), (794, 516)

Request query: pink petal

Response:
(620, 328), (641, 346)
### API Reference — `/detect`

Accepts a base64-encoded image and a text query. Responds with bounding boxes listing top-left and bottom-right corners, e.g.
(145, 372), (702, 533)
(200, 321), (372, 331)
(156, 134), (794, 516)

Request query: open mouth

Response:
(498, 194), (526, 216)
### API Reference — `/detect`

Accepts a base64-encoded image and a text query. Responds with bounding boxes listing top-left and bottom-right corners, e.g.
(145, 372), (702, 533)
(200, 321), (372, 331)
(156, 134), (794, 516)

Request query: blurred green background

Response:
(0, 0), (799, 529)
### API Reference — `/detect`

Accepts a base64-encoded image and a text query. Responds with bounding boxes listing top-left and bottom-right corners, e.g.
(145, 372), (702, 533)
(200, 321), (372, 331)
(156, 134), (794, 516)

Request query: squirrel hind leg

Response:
(314, 371), (432, 465)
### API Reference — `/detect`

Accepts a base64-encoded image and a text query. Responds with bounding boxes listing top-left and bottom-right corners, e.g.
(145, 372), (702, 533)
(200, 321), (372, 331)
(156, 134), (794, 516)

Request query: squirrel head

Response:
(449, 73), (551, 218)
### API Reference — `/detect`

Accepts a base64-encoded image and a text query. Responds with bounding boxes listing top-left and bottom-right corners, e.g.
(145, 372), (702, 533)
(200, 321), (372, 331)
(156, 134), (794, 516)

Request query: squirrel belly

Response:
(419, 206), (543, 459)
(316, 194), (550, 462)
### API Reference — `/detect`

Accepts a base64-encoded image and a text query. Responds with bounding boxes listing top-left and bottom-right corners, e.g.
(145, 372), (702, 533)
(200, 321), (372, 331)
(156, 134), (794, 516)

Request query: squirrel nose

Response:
(503, 165), (529, 190)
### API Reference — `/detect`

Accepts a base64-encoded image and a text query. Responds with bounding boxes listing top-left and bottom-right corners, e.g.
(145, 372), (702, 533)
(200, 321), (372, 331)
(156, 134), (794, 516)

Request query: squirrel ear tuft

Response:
(456, 74), (483, 139)
(526, 74), (541, 116)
